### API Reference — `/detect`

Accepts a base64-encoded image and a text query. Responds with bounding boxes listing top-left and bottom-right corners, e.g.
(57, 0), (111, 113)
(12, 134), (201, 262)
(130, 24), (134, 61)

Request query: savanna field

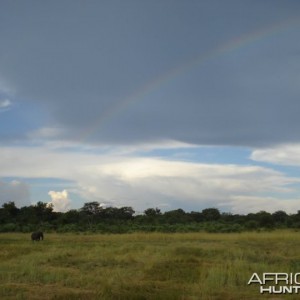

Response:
(1, 231), (300, 300)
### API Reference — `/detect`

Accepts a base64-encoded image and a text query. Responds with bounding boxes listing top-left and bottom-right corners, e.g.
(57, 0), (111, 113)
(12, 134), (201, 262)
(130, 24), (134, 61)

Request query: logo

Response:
(248, 273), (300, 294)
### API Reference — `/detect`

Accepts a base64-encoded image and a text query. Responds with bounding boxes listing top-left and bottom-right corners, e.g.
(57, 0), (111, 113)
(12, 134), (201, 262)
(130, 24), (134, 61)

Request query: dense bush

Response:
(1, 201), (299, 233)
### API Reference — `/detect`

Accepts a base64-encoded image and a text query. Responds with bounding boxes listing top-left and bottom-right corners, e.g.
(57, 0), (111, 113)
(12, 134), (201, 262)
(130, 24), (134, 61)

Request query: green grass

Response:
(0, 231), (300, 299)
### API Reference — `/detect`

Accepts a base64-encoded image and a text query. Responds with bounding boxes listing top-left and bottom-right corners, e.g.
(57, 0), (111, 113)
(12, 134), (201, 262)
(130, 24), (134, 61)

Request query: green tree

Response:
(202, 208), (221, 221)
(272, 210), (288, 225)
(190, 211), (204, 222)
(117, 207), (135, 220)
(80, 202), (102, 215)
(80, 202), (103, 227)
(1, 202), (19, 223)
(144, 208), (161, 217)
(164, 209), (189, 224)
(33, 201), (54, 222)
(142, 207), (162, 224)
(58, 209), (80, 225)
(256, 211), (274, 228)
(19, 206), (38, 224)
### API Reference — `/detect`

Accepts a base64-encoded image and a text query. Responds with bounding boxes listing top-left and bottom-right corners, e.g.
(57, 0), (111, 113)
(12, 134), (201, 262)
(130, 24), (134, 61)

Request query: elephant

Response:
(31, 231), (44, 241)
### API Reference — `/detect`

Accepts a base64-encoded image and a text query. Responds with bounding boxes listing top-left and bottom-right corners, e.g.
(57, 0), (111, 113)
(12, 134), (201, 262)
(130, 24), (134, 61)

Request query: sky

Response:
(1, 0), (300, 214)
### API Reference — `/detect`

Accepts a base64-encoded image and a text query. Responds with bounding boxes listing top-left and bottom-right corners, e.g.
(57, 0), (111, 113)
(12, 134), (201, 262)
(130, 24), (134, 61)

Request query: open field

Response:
(1, 231), (300, 299)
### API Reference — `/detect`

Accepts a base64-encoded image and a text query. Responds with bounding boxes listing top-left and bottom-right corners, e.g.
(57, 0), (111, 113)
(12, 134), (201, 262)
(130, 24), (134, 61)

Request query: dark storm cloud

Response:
(1, 0), (300, 147)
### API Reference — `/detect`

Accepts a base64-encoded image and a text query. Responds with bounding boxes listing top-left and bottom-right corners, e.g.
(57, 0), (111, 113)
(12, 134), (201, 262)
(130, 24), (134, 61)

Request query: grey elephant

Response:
(31, 231), (44, 241)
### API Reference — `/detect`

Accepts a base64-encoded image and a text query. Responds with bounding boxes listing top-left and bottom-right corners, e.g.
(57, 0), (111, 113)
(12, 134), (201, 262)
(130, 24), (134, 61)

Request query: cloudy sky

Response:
(1, 0), (300, 214)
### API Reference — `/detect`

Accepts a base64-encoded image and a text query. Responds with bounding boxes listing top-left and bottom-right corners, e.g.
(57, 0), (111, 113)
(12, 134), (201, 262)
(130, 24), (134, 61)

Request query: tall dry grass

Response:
(0, 231), (299, 299)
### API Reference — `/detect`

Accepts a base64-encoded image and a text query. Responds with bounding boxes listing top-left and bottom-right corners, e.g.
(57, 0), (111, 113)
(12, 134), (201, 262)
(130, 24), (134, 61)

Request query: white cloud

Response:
(0, 75), (15, 96)
(27, 127), (64, 140)
(251, 144), (300, 166)
(48, 189), (71, 212)
(223, 196), (300, 214)
(0, 145), (298, 213)
(0, 99), (12, 110)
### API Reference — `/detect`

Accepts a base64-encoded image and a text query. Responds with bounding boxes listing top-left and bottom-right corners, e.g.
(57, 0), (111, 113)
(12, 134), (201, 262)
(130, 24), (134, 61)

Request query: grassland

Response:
(1, 231), (300, 299)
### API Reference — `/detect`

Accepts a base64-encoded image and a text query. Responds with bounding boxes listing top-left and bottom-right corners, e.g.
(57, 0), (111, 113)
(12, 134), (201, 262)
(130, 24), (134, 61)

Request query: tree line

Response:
(1, 201), (300, 233)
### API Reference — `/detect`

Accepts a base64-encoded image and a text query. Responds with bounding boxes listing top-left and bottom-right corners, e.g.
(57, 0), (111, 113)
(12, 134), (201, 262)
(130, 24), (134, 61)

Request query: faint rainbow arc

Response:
(79, 17), (300, 143)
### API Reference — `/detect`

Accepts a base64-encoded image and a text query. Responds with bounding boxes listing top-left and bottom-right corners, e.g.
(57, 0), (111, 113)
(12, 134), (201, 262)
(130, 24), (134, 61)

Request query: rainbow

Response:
(80, 17), (299, 143)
